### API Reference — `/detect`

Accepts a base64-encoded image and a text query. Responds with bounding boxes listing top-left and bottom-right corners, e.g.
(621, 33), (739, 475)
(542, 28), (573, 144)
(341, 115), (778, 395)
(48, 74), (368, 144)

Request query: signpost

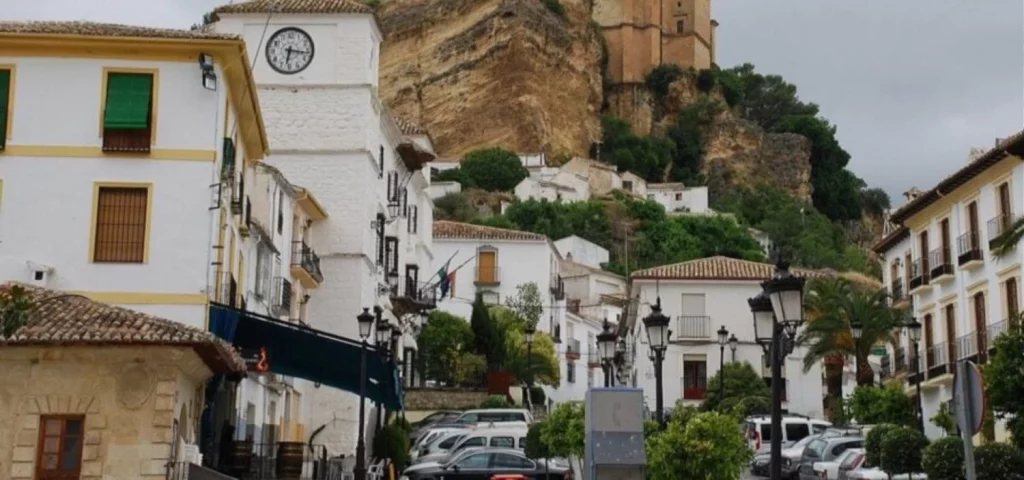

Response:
(585, 388), (647, 480)
(953, 360), (986, 480)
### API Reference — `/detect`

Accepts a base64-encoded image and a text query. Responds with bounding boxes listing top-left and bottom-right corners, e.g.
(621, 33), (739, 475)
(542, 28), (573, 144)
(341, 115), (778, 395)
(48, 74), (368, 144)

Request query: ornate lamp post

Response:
(354, 308), (376, 480)
(728, 333), (739, 362)
(597, 319), (618, 387)
(643, 298), (671, 426)
(374, 316), (391, 431)
(717, 325), (729, 403)
(524, 324), (536, 387)
(749, 260), (806, 480)
(906, 317), (924, 434)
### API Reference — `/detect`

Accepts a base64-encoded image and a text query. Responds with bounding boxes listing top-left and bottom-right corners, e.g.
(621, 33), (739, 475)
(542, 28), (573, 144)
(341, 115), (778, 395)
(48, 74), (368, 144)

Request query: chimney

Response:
(996, 137), (1006, 148)
(903, 187), (923, 202)
(967, 147), (987, 163)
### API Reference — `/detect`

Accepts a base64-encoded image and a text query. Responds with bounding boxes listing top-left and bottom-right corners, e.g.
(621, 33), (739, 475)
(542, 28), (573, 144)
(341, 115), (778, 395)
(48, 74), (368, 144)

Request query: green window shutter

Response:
(103, 73), (153, 130)
(221, 137), (236, 178)
(0, 69), (10, 148)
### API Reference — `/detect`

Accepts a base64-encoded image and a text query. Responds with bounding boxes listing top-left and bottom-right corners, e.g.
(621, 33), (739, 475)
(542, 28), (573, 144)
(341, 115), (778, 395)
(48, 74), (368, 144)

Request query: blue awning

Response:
(209, 304), (403, 410)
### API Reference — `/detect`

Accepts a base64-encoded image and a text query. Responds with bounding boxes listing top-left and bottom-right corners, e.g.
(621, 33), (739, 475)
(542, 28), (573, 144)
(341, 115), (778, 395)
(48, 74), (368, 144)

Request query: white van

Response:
(415, 426), (529, 465)
(451, 408), (534, 426)
(743, 414), (831, 454)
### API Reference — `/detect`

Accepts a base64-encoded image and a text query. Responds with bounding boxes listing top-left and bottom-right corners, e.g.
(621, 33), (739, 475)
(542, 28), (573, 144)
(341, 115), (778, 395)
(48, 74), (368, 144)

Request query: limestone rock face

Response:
(378, 0), (603, 159)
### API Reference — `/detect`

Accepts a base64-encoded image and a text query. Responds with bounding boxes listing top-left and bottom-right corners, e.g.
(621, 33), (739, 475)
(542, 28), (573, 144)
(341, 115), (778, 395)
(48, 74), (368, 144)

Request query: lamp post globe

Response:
(524, 324), (536, 345)
(850, 319), (863, 340)
(717, 325), (729, 347)
(376, 318), (392, 347)
(728, 334), (738, 355)
(597, 319), (618, 387)
(643, 299), (671, 426)
(760, 261), (806, 337)
(748, 292), (775, 347)
(907, 317), (922, 342)
(357, 308), (375, 340)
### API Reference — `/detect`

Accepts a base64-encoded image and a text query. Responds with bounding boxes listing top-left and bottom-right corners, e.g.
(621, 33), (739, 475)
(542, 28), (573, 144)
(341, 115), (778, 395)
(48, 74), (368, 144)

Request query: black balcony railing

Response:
(272, 277), (292, 316)
(550, 275), (565, 300)
(988, 213), (1013, 249)
(956, 330), (988, 364)
(291, 241), (323, 284)
(401, 278), (438, 308)
(894, 346), (907, 374)
(217, 271), (238, 308)
(890, 279), (904, 304)
(675, 315), (711, 340)
(929, 247), (954, 279)
(909, 258), (929, 290)
(957, 231), (983, 266)
(907, 350), (924, 385)
(926, 342), (950, 379)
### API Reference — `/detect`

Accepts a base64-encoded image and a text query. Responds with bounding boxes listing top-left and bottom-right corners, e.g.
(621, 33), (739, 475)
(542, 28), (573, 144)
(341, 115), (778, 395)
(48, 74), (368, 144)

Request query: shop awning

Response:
(208, 304), (403, 410)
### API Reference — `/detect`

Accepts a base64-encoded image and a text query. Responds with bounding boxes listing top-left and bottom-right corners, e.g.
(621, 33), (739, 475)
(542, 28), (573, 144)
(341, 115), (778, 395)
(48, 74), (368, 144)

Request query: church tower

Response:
(593, 0), (718, 85)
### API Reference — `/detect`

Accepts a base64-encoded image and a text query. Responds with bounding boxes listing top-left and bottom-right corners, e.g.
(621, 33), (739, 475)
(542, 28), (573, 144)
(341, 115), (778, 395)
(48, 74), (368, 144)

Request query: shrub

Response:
(644, 64), (684, 100)
(372, 423), (411, 469)
(864, 423), (899, 467)
(878, 426), (929, 475)
(394, 416), (413, 434)
(974, 443), (1024, 480)
(696, 69), (716, 93)
(524, 422), (550, 459)
(542, 0), (565, 18)
(921, 436), (965, 480)
(480, 395), (511, 408)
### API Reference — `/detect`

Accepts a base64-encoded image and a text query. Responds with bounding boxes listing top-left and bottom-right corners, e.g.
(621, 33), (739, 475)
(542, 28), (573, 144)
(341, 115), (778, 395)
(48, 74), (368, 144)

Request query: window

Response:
(438, 435), (464, 449)
(676, 20), (685, 33)
(387, 171), (399, 201)
(101, 71), (156, 152)
(622, 181), (633, 192)
(458, 436), (486, 450)
(277, 190), (285, 235)
(567, 362), (576, 383)
(682, 360), (707, 399)
(254, 244), (274, 300)
(378, 146), (384, 178)
(408, 205), (418, 233)
(455, 452), (491, 469)
(476, 249), (498, 284)
(221, 137), (236, 178)
(385, 236), (399, 275)
(36, 416), (85, 478)
(490, 436), (515, 448)
(518, 437), (527, 448)
(401, 189), (409, 217)
(784, 422), (810, 442)
(92, 185), (150, 263)
(1006, 277), (1019, 318)
(675, 193), (682, 201)
(492, 453), (533, 469)
(0, 66), (11, 150)
(812, 424), (828, 434)
(375, 213), (385, 266)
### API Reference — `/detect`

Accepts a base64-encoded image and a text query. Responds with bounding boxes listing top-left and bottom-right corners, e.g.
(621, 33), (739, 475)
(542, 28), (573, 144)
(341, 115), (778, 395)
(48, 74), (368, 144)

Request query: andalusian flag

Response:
(437, 257), (453, 298)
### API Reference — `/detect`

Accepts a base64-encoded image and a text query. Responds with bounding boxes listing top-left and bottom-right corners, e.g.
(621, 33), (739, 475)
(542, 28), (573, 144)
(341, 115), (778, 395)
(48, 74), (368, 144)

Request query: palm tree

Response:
(798, 277), (904, 415)
(991, 216), (1024, 258)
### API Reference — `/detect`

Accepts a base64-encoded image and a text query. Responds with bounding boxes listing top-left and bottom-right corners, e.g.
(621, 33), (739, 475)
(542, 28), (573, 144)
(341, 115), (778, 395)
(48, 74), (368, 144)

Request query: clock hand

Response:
(285, 47), (294, 62)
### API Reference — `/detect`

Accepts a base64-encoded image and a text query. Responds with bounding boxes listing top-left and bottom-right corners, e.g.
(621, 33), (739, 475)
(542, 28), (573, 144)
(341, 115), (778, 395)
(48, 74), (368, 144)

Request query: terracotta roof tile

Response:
(433, 221), (548, 241)
(631, 256), (824, 281)
(212, 0), (373, 16)
(0, 20), (241, 40)
(395, 118), (428, 136)
(560, 259), (623, 279)
(0, 283), (245, 373)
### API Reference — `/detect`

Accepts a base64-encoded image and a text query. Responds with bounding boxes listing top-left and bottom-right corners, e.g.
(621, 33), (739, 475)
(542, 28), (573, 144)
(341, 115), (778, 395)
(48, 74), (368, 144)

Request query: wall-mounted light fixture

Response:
(199, 53), (217, 91)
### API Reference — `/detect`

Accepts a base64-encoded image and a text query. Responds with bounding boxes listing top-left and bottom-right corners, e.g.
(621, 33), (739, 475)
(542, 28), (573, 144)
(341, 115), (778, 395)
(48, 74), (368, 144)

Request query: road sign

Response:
(585, 388), (647, 479)
(953, 360), (986, 435)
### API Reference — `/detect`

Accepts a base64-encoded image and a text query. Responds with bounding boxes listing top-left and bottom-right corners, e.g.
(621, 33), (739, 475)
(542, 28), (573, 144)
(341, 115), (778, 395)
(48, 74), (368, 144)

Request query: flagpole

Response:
(423, 250), (459, 285)
(426, 256), (475, 289)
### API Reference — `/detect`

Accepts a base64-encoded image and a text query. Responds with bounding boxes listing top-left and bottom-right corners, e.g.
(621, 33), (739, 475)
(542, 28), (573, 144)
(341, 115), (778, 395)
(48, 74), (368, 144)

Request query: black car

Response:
(402, 448), (572, 480)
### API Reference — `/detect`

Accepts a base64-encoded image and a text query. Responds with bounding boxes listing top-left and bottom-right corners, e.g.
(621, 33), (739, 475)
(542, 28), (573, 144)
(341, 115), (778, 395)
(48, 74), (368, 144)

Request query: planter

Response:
(222, 439), (253, 477)
(275, 441), (306, 479)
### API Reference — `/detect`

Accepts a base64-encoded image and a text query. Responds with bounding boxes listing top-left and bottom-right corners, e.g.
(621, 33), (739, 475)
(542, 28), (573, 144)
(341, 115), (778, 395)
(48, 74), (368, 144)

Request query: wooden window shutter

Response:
(103, 73), (153, 130)
(94, 187), (148, 263)
(379, 146), (384, 178)
(0, 69), (10, 149)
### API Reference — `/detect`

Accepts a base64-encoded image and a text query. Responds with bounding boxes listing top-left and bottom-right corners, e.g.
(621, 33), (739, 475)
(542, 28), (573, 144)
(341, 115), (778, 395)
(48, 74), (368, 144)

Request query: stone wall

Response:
(404, 388), (490, 412)
(0, 346), (211, 480)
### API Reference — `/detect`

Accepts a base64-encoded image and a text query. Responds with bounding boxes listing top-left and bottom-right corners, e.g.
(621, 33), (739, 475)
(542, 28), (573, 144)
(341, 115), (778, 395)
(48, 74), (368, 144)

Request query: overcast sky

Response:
(4, 0), (1022, 207)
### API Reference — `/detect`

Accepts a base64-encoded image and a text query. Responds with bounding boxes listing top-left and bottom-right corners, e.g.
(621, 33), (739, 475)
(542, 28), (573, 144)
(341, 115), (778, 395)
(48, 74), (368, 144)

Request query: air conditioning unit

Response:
(26, 262), (54, 288)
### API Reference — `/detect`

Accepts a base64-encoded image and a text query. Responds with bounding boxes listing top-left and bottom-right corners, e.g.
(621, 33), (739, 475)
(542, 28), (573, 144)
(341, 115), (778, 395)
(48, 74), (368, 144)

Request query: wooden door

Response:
(1008, 278), (1020, 318)
(477, 251), (496, 283)
(940, 218), (951, 264)
(924, 314), (934, 367)
(904, 252), (912, 283)
(945, 304), (956, 364)
(968, 202), (980, 247)
(999, 183), (1012, 218)
(920, 231), (930, 272)
(974, 292), (987, 354)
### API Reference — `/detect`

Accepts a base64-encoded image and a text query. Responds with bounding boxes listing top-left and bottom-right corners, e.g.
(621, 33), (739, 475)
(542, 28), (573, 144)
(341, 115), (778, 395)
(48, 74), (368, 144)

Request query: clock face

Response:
(265, 27), (315, 74)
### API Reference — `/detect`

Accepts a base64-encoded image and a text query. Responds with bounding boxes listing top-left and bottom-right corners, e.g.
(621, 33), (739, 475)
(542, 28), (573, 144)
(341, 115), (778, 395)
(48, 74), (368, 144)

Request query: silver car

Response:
(797, 436), (864, 480)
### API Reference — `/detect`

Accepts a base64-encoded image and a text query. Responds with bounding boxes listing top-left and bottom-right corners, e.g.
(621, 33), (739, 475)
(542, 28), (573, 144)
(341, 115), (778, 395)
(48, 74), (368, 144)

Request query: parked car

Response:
(744, 414), (832, 454)
(835, 449), (867, 480)
(453, 408), (534, 425)
(410, 426), (470, 460)
(844, 468), (926, 479)
(412, 431), (469, 465)
(796, 436), (864, 480)
(750, 433), (822, 478)
(811, 448), (863, 480)
(400, 448), (572, 480)
(413, 410), (463, 429)
(415, 426), (529, 466)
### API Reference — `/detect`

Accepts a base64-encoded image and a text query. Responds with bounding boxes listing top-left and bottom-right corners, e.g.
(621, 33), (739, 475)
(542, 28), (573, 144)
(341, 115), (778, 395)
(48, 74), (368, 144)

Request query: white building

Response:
(626, 257), (826, 418)
(645, 183), (711, 215)
(876, 133), (1024, 441)
(0, 20), (326, 459)
(211, 0), (437, 457)
(554, 235), (610, 269)
(431, 220), (611, 402)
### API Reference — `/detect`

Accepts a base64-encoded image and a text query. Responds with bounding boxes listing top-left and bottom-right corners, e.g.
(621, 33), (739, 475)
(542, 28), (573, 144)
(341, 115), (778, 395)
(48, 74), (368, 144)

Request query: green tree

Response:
(974, 443), (1024, 480)
(460, 147), (529, 192)
(647, 410), (752, 480)
(722, 63), (820, 131)
(505, 282), (544, 327)
(981, 314), (1024, 448)
(491, 306), (560, 386)
(479, 395), (511, 408)
(846, 385), (917, 427)
(922, 436), (965, 480)
(433, 192), (477, 222)
(864, 423), (899, 468)
(0, 284), (33, 338)
(929, 401), (957, 437)
(600, 115), (675, 182)
(665, 96), (723, 184)
(879, 426), (929, 475)
(541, 403), (585, 460)
(644, 64), (684, 100)
(799, 277), (902, 414)
(418, 311), (474, 385)
(701, 361), (770, 414)
(524, 421), (551, 460)
(470, 292), (504, 371)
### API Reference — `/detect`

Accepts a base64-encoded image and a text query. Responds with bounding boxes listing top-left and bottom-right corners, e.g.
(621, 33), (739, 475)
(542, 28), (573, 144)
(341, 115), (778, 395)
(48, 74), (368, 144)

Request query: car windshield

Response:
(840, 451), (864, 469)
(806, 439), (828, 457)
(791, 434), (819, 449)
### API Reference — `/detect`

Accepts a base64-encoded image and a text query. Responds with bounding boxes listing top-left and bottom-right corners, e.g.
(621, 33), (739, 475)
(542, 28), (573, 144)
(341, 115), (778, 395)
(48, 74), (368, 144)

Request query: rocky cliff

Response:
(378, 0), (603, 159)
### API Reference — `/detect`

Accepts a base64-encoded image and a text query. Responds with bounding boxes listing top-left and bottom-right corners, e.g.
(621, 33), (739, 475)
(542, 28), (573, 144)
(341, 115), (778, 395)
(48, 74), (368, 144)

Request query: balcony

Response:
(893, 346), (907, 374)
(474, 266), (501, 286)
(216, 271), (238, 308)
(988, 318), (1009, 347)
(271, 277), (292, 317)
(551, 323), (561, 344)
(566, 338), (581, 360)
(957, 231), (984, 269)
(908, 257), (930, 293)
(391, 277), (438, 316)
(683, 385), (707, 400)
(673, 315), (711, 341)
(987, 213), (1013, 250)
(956, 330), (989, 364)
(550, 274), (565, 300)
(587, 350), (601, 368)
(907, 350), (925, 385)
(290, 241), (323, 288)
(928, 248), (954, 283)
(925, 342), (951, 379)
(889, 279), (906, 307)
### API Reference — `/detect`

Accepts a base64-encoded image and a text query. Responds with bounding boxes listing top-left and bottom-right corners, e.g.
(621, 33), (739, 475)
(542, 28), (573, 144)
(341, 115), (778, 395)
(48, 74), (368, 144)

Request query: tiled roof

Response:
(631, 256), (823, 281)
(395, 118), (428, 136)
(0, 21), (240, 40)
(560, 259), (624, 279)
(433, 221), (548, 241)
(0, 283), (245, 373)
(212, 0), (373, 16)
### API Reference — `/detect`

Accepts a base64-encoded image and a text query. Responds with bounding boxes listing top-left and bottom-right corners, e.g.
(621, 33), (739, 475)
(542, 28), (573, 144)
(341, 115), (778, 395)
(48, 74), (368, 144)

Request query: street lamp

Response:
(906, 316), (924, 434)
(374, 316), (391, 431)
(598, 319), (618, 387)
(643, 297), (671, 426)
(728, 333), (738, 362)
(354, 307), (376, 480)
(524, 323), (536, 388)
(717, 325), (729, 404)
(749, 260), (806, 480)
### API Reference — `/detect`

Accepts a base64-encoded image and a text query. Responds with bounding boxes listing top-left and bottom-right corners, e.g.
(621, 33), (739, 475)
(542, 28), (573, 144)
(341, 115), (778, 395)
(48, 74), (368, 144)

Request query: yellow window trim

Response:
(0, 178), (4, 210)
(996, 263), (1021, 281)
(966, 280), (988, 296)
(0, 63), (15, 142)
(0, 145), (214, 161)
(938, 293), (957, 306)
(88, 181), (154, 264)
(99, 67), (160, 145)
(70, 291), (207, 305)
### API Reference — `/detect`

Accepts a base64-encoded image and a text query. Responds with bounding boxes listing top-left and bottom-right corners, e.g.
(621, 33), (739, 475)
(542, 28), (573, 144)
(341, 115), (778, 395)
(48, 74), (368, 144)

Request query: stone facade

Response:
(0, 347), (210, 480)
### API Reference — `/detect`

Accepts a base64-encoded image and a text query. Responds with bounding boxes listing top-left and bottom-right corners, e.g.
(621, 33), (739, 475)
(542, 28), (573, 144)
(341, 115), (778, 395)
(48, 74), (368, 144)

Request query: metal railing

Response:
(674, 316), (711, 340)
(909, 258), (929, 289)
(566, 338), (581, 359)
(272, 277), (292, 316)
(890, 279), (904, 303)
(957, 232), (983, 265)
(956, 331), (988, 362)
(403, 278), (437, 307)
(216, 271), (238, 308)
(988, 213), (1013, 248)
(291, 241), (324, 284)
(929, 247), (953, 278)
(925, 343), (950, 378)
(587, 350), (601, 366)
(989, 319), (1009, 345)
(893, 346), (907, 373)
(474, 266), (501, 285)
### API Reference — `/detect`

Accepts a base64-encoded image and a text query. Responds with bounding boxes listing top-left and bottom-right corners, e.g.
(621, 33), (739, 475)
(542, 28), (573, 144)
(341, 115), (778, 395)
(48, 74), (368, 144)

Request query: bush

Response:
(524, 422), (550, 460)
(644, 64), (684, 100)
(864, 423), (899, 467)
(879, 426), (929, 475)
(372, 423), (411, 469)
(922, 436), (965, 480)
(480, 395), (511, 408)
(696, 69), (716, 93)
(394, 416), (413, 434)
(542, 0), (566, 17)
(974, 443), (1024, 480)
(460, 147), (529, 192)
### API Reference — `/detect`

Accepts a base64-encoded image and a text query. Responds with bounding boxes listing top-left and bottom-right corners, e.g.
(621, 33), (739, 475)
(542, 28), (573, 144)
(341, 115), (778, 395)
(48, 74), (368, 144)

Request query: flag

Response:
(448, 271), (456, 298)
(437, 257), (453, 298)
